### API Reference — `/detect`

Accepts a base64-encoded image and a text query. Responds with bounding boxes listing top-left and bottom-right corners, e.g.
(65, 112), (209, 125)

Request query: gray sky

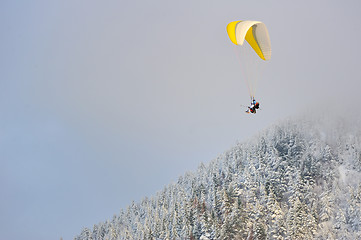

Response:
(1, 0), (361, 239)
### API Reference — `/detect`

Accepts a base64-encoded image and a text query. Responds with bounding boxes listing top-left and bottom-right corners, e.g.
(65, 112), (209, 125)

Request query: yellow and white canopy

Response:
(227, 20), (271, 61)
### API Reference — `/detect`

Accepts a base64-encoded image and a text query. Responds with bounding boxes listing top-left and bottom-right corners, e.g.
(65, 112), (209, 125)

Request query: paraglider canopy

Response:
(227, 20), (271, 61)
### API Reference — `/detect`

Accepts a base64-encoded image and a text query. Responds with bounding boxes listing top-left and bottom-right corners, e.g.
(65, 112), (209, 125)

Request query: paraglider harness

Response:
(246, 98), (260, 114)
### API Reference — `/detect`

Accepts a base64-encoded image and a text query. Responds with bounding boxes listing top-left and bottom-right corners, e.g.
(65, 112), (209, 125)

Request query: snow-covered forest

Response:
(75, 115), (361, 239)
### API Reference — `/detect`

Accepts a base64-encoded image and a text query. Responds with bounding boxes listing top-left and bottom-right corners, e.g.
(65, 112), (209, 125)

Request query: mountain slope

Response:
(75, 115), (361, 239)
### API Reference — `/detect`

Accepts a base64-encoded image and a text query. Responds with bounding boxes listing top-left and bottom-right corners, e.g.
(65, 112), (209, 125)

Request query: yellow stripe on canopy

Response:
(226, 21), (241, 45)
(245, 27), (266, 60)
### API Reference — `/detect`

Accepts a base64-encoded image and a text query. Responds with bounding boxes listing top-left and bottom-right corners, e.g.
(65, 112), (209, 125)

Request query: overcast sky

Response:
(1, 0), (361, 239)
